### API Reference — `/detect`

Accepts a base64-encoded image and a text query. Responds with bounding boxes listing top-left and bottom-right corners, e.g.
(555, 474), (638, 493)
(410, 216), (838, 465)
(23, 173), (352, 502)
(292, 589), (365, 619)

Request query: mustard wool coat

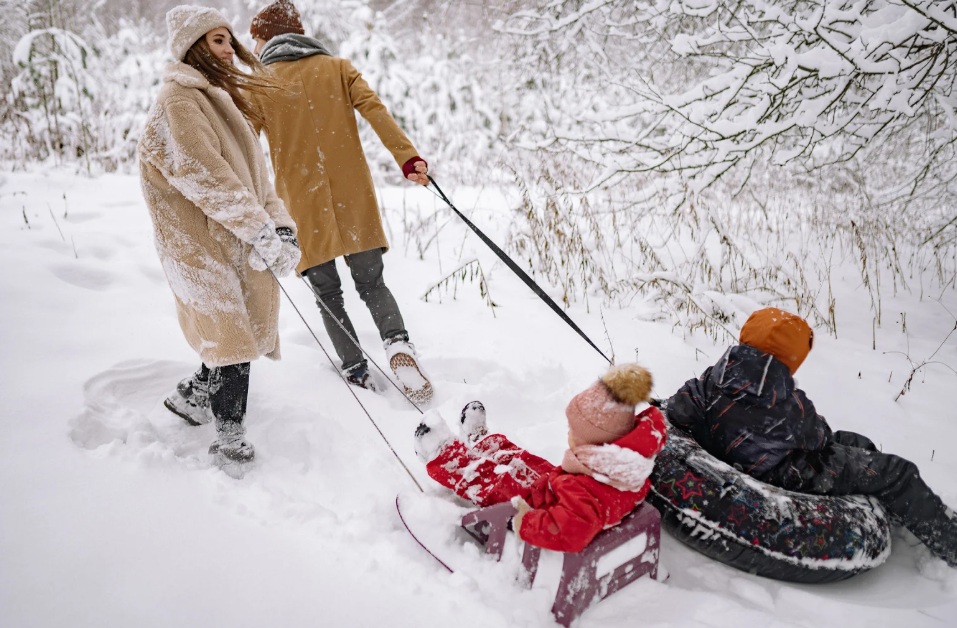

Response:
(138, 62), (297, 367)
(253, 55), (420, 272)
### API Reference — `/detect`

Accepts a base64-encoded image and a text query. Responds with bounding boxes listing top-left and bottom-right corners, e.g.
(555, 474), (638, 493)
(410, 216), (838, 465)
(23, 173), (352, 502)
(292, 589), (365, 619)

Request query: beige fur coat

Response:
(138, 62), (296, 367)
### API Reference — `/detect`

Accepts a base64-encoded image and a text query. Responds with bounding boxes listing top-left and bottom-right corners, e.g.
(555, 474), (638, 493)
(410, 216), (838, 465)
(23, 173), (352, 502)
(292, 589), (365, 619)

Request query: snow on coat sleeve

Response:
(158, 98), (275, 243)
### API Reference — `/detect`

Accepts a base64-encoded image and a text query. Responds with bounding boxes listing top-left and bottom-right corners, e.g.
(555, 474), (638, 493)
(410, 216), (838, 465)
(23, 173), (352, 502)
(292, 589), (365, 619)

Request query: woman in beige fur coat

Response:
(138, 5), (300, 466)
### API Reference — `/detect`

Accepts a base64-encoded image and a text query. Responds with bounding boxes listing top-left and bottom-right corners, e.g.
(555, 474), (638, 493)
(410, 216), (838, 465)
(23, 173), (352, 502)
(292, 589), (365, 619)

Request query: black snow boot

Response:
(209, 419), (255, 464)
(207, 363), (254, 465)
(889, 476), (957, 568)
(345, 362), (379, 392)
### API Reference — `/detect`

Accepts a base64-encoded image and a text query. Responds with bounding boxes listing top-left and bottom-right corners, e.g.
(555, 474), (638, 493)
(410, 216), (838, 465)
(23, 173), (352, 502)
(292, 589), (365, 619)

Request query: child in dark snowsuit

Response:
(413, 363), (668, 553)
(664, 307), (957, 567)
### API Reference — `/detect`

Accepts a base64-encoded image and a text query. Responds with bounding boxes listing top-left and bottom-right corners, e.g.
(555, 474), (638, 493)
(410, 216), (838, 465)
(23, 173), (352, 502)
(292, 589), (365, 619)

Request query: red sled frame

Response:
(461, 501), (662, 627)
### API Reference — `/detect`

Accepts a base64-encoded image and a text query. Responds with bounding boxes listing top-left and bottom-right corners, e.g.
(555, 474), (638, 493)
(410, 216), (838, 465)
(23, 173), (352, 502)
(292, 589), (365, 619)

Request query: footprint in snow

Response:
(69, 359), (211, 468)
(47, 262), (116, 291)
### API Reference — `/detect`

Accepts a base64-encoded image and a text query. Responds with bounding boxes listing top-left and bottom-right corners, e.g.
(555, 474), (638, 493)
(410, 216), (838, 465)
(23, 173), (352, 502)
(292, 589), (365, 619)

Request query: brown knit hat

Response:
(565, 363), (653, 446)
(250, 0), (305, 42)
(739, 307), (814, 374)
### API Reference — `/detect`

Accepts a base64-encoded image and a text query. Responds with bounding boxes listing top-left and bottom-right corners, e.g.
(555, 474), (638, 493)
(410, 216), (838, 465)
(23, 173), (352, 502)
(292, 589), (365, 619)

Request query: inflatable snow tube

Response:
(648, 426), (892, 583)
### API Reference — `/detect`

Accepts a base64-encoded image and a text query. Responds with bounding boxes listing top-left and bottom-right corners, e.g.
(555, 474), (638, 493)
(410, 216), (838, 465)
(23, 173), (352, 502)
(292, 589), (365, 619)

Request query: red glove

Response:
(402, 156), (428, 179)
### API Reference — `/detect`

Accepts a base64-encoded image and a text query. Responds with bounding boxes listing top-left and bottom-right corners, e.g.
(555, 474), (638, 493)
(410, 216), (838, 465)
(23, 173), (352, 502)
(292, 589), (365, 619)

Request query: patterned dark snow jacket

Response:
(663, 343), (832, 477)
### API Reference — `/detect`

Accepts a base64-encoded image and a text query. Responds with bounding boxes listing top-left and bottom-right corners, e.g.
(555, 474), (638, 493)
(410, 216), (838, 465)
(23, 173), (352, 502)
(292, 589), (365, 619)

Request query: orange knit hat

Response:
(739, 307), (814, 374)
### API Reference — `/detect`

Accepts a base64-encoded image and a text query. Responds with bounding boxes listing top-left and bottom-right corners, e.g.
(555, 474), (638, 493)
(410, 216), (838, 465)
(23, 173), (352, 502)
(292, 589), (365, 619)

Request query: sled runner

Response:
(395, 494), (455, 572)
(397, 494), (662, 627)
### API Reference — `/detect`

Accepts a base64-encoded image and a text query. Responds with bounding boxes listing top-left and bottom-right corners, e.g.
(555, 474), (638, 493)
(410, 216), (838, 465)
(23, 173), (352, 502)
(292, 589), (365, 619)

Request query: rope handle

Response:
(426, 176), (613, 365)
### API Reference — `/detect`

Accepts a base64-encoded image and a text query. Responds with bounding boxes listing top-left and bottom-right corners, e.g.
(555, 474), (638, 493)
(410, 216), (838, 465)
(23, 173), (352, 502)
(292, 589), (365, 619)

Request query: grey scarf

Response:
(259, 34), (331, 66)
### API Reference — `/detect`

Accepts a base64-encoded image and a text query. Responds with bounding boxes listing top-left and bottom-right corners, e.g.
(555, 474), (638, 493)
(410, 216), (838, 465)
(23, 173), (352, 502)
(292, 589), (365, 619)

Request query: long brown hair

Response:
(182, 33), (275, 131)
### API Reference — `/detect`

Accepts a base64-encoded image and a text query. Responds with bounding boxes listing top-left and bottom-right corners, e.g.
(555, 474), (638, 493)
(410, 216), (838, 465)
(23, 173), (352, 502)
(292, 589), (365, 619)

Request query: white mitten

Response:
(270, 227), (301, 277)
(248, 224), (282, 271)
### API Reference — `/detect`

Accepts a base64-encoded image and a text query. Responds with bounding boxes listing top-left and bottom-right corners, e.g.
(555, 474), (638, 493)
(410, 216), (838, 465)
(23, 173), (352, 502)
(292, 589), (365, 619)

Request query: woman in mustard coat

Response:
(249, 0), (433, 402)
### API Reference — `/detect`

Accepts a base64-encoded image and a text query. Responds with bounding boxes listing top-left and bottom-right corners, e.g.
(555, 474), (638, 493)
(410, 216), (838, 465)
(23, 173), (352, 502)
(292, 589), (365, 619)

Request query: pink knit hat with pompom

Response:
(565, 363), (653, 445)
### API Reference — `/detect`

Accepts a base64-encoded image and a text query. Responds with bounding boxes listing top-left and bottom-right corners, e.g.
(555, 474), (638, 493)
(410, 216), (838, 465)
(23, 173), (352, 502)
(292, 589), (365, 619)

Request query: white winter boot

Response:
(164, 372), (212, 426)
(385, 337), (433, 403)
(413, 410), (456, 463)
(459, 401), (488, 445)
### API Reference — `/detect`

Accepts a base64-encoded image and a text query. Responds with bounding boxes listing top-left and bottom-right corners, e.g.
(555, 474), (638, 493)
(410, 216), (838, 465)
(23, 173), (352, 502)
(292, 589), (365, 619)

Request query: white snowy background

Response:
(2, 169), (955, 627)
(2, 0), (957, 626)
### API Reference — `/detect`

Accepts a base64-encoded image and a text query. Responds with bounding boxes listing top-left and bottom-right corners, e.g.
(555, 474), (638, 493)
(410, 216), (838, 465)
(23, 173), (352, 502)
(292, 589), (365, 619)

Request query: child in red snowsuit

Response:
(413, 363), (668, 553)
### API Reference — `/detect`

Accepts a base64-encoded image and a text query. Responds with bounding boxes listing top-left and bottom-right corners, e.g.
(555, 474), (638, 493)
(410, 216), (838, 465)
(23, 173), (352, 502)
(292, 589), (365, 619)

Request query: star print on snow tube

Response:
(648, 424), (891, 583)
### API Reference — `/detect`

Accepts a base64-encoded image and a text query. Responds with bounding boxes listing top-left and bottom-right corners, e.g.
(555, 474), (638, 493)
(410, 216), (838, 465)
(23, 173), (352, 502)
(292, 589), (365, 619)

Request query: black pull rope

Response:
(295, 274), (425, 413)
(426, 175), (613, 365)
(272, 273), (424, 493)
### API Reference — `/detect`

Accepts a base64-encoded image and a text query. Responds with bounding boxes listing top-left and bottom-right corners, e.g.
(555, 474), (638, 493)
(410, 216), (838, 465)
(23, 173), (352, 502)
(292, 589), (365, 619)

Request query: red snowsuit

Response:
(425, 407), (668, 553)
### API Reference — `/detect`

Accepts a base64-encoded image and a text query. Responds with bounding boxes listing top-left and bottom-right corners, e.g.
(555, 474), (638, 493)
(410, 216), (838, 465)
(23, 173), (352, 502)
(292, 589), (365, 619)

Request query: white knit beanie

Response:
(166, 5), (232, 61)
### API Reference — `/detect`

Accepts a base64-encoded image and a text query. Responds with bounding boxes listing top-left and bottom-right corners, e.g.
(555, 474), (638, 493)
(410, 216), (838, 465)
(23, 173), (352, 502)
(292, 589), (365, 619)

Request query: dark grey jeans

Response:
(303, 248), (407, 372)
(195, 362), (250, 424)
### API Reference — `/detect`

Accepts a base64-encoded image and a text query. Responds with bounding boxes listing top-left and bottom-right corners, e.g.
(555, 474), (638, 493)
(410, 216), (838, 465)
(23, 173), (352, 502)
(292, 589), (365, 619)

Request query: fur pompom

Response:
(600, 363), (653, 406)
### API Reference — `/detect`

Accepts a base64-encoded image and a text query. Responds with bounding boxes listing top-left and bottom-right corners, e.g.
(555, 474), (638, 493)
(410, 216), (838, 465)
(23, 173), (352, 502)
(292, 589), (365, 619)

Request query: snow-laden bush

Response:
(8, 28), (98, 170)
(1, 3), (165, 174)
(87, 22), (166, 171)
(490, 0), (957, 339)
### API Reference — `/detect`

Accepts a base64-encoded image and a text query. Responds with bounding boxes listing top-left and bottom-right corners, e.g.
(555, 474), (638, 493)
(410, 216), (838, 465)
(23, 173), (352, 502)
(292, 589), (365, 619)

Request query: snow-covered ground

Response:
(1, 169), (955, 627)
